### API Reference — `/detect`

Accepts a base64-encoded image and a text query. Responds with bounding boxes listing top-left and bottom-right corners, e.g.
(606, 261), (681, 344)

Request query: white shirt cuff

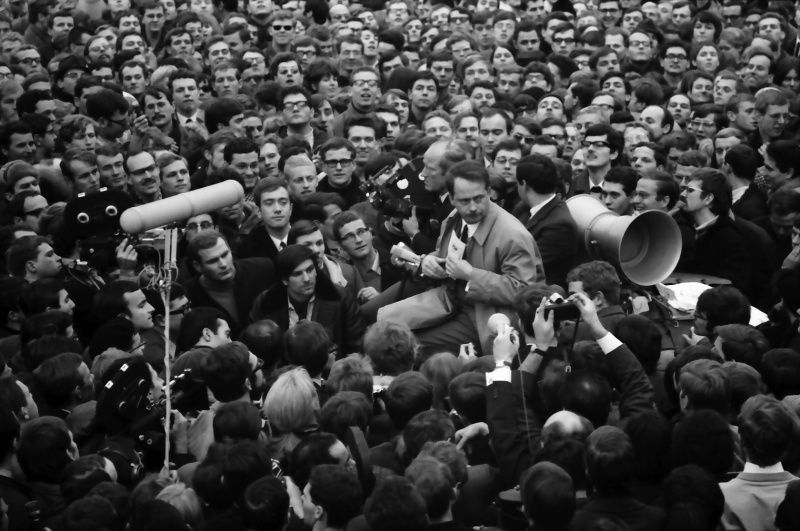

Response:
(486, 366), (512, 385)
(596, 332), (622, 354)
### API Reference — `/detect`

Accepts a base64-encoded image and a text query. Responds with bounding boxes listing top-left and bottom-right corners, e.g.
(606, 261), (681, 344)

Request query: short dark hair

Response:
(584, 426), (635, 494)
(566, 260), (621, 305)
(17, 416), (74, 483)
(671, 409), (735, 476)
(285, 320), (331, 377)
(739, 394), (794, 466)
(308, 465), (364, 527)
(384, 372), (433, 431)
(176, 306), (228, 352)
(445, 160), (490, 194)
(724, 143), (759, 182)
(364, 476), (429, 531)
(203, 342), (251, 402)
(520, 462), (575, 529)
(223, 137), (258, 164)
(695, 285), (750, 332)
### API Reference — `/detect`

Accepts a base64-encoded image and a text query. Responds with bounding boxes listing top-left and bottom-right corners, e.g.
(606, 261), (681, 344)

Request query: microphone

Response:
(487, 313), (511, 335)
(120, 181), (244, 233)
(390, 243), (422, 266)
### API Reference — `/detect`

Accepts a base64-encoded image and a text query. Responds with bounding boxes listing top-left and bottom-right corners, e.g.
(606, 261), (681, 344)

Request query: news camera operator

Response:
(475, 291), (654, 491)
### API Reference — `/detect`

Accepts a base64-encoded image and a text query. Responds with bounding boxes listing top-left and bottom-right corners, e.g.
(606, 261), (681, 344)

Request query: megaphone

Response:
(120, 181), (244, 233)
(566, 194), (681, 286)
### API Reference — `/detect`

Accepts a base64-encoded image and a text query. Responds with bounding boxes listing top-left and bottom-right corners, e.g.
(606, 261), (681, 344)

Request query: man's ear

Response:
(25, 260), (37, 275)
(191, 259), (203, 274)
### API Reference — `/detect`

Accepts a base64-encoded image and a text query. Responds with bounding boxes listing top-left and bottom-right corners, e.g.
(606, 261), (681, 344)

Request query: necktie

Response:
(590, 186), (603, 195)
(280, 241), (286, 250)
(460, 224), (469, 244)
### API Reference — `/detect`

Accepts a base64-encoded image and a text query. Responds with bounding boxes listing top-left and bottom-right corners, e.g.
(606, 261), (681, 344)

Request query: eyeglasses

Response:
(583, 140), (611, 149)
(172, 302), (192, 315)
(513, 133), (535, 144)
(664, 53), (687, 61)
(324, 158), (354, 168)
(629, 40), (651, 48)
(352, 79), (379, 88)
(19, 56), (40, 65)
(186, 220), (213, 231)
(552, 37), (575, 45)
(284, 100), (309, 110)
(681, 185), (703, 194)
(130, 164), (157, 176)
(340, 227), (370, 242)
(272, 24), (293, 31)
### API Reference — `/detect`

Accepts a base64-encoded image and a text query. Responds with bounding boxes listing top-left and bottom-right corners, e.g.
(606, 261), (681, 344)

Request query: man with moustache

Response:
(139, 86), (201, 155)
(249, 244), (365, 355)
(124, 151), (161, 204)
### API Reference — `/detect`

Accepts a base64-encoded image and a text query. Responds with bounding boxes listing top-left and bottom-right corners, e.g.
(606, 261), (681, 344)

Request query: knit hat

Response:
(0, 161), (38, 194)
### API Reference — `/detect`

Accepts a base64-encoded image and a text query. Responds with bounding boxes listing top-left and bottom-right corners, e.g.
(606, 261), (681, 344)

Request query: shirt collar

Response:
(695, 215), (718, 232)
(529, 194), (557, 219)
(743, 462), (784, 474)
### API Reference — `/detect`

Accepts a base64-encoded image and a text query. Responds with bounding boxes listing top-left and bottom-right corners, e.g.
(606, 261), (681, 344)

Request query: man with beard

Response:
(139, 86), (187, 152)
(278, 86), (327, 150)
(241, 177), (293, 261)
(85, 89), (131, 146)
(53, 55), (86, 106)
(249, 245), (365, 354)
(330, 67), (380, 138)
(84, 35), (114, 65)
(124, 151), (161, 203)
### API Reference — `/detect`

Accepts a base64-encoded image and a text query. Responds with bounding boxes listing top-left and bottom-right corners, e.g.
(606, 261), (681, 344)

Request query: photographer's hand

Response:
(357, 287), (379, 303)
(402, 207), (420, 239)
(116, 238), (138, 279)
(454, 422), (489, 449)
(493, 324), (519, 366)
(570, 292), (607, 340)
(533, 297), (556, 348)
(420, 255), (447, 279)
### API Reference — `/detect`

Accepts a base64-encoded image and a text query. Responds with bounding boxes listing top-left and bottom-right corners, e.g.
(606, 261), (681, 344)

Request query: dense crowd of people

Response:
(0, 0), (799, 528)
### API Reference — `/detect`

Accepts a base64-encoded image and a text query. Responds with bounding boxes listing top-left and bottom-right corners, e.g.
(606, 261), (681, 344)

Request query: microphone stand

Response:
(159, 228), (179, 475)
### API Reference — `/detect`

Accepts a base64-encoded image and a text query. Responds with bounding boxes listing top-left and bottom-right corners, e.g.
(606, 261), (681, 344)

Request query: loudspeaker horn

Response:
(566, 194), (681, 286)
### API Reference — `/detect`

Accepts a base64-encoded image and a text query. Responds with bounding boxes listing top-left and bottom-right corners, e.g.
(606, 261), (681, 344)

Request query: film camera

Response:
(360, 162), (420, 219)
(62, 189), (167, 272)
